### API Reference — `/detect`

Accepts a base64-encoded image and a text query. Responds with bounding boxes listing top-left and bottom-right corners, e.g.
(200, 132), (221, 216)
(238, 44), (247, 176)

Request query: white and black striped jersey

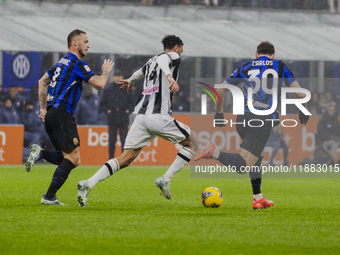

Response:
(128, 52), (181, 116)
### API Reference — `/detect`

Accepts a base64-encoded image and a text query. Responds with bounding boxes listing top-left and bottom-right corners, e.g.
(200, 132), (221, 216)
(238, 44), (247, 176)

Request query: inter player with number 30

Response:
(25, 29), (114, 205)
(194, 41), (310, 210)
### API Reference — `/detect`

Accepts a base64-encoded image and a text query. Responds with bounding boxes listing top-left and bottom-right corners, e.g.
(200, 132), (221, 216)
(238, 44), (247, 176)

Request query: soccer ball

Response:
(201, 187), (223, 208)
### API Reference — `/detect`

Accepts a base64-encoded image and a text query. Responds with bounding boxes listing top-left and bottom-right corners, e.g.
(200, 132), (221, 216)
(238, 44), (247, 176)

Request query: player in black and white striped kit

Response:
(77, 35), (199, 207)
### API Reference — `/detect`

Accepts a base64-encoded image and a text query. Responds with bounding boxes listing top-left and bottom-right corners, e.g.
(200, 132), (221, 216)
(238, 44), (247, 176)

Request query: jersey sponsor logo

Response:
(253, 99), (269, 109)
(144, 86), (159, 94)
(58, 58), (71, 66)
(12, 53), (31, 80)
(84, 65), (91, 72)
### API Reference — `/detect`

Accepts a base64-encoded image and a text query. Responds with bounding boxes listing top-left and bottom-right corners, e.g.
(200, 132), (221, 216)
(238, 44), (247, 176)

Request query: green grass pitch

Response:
(0, 164), (340, 255)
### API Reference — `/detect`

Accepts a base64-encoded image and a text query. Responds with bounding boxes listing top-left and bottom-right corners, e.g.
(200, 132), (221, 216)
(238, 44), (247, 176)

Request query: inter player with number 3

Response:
(25, 29), (114, 205)
(194, 41), (310, 209)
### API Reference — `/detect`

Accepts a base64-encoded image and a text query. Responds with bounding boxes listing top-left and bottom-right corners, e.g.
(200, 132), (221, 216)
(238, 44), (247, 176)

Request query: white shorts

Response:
(124, 114), (191, 150)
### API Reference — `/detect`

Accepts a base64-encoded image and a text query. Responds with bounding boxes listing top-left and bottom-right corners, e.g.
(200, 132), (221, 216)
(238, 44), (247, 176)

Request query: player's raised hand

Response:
(39, 108), (47, 122)
(101, 59), (114, 73)
(119, 79), (132, 93)
(167, 75), (179, 93)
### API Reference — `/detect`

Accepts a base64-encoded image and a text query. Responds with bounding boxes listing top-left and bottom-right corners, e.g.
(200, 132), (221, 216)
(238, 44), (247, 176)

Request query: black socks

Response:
(45, 158), (75, 199)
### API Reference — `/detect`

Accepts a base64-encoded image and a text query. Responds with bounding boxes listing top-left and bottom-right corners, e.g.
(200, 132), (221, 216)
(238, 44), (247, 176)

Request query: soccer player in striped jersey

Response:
(25, 29), (114, 205)
(77, 35), (199, 207)
(194, 41), (310, 209)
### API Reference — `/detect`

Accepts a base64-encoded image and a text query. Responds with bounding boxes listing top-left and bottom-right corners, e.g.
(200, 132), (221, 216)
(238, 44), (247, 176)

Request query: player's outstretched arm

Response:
(120, 68), (145, 93)
(289, 81), (309, 125)
(167, 74), (179, 93)
(156, 54), (179, 93)
(89, 59), (114, 90)
(289, 81), (306, 100)
(38, 72), (51, 122)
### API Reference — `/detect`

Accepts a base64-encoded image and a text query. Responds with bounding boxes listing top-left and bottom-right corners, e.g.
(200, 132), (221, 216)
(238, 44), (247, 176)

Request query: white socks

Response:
(87, 158), (120, 189)
(163, 147), (195, 183)
(253, 193), (263, 201)
(212, 148), (220, 159)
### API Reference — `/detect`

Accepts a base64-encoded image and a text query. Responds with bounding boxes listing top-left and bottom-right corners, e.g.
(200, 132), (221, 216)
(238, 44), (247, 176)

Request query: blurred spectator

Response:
(6, 84), (25, 112)
(265, 124), (289, 166)
(316, 104), (340, 163)
(76, 83), (103, 125)
(26, 85), (40, 112)
(172, 90), (190, 112)
(319, 91), (336, 114)
(0, 97), (3, 123)
(204, 0), (218, 6)
(328, 0), (340, 13)
(0, 85), (3, 104)
(1, 97), (21, 124)
(308, 92), (322, 115)
(101, 71), (135, 158)
(20, 100), (51, 160)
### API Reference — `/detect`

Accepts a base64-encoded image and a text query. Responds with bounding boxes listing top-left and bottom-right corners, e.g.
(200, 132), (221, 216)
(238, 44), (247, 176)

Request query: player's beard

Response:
(79, 49), (86, 58)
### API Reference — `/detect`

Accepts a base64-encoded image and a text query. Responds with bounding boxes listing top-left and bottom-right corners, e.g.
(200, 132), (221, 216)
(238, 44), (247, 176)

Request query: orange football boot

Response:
(252, 196), (274, 210)
(193, 143), (216, 161)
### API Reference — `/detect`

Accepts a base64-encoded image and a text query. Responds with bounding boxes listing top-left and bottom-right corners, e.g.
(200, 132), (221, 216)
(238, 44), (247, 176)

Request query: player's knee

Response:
(71, 154), (81, 166)
(75, 158), (81, 166)
(190, 135), (199, 152)
(180, 134), (199, 152)
(70, 156), (80, 166)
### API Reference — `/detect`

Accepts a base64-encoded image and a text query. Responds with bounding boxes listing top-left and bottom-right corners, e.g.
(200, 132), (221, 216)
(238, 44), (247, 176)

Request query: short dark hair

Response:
(257, 41), (275, 55)
(161, 35), (183, 50)
(67, 29), (86, 48)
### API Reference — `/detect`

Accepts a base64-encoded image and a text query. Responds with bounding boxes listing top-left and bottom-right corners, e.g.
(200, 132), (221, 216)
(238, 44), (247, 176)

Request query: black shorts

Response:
(45, 106), (80, 152)
(236, 112), (278, 157)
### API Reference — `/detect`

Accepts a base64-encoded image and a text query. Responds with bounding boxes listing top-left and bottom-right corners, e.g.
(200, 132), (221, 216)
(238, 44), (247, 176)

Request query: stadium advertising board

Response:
(0, 125), (24, 164)
(76, 115), (330, 166)
(0, 117), (334, 166)
(191, 114), (327, 166)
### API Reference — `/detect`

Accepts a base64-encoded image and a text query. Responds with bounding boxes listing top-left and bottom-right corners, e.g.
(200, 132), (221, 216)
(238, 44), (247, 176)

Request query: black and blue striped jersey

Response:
(46, 52), (95, 114)
(226, 56), (296, 114)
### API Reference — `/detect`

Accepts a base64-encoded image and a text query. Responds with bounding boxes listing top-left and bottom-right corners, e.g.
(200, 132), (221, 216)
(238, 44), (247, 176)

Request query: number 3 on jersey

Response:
(50, 66), (61, 88)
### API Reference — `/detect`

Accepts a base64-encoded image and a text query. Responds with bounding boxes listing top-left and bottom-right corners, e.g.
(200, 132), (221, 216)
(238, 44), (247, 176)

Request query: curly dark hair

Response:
(161, 35), (184, 50)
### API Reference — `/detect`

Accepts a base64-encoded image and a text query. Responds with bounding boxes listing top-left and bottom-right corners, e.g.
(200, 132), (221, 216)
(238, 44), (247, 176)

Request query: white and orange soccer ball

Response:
(201, 187), (223, 208)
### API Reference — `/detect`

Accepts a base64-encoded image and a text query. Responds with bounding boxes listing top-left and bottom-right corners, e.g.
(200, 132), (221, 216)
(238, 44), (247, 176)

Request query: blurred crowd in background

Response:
(1, 81), (338, 126)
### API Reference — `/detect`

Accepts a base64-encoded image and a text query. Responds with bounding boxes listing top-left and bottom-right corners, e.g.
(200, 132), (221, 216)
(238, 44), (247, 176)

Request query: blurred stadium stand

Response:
(0, 0), (339, 113)
(0, 0), (331, 11)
